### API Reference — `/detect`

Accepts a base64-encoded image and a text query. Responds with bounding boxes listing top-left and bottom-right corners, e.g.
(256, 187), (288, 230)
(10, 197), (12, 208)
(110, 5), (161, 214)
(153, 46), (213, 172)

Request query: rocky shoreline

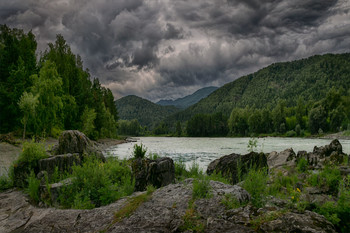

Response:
(1, 132), (349, 232)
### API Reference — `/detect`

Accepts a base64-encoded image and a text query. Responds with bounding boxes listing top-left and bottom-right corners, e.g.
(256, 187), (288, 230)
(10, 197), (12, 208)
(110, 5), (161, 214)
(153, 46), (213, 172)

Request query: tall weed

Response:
(242, 168), (268, 208)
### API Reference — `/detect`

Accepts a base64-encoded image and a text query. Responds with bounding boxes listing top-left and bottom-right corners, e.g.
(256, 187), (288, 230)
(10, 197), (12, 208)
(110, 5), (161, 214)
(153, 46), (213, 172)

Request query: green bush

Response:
(16, 140), (48, 170)
(268, 171), (298, 197)
(286, 130), (296, 137)
(192, 177), (212, 200)
(148, 153), (160, 160)
(297, 158), (308, 172)
(221, 194), (245, 209)
(320, 166), (341, 194)
(208, 171), (230, 184)
(26, 171), (40, 203)
(175, 160), (188, 180)
(316, 181), (350, 233)
(58, 157), (134, 209)
(242, 168), (268, 208)
(188, 161), (203, 178)
(0, 174), (13, 191)
(133, 144), (147, 159)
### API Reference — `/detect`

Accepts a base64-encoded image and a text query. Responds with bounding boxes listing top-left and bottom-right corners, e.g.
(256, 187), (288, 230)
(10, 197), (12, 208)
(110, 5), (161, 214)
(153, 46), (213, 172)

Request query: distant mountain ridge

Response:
(167, 53), (350, 123)
(156, 86), (218, 109)
(115, 95), (179, 129)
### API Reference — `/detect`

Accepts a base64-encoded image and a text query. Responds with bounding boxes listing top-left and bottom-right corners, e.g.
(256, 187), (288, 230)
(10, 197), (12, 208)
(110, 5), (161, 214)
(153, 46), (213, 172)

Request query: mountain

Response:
(157, 86), (218, 109)
(169, 53), (350, 122)
(115, 95), (180, 129)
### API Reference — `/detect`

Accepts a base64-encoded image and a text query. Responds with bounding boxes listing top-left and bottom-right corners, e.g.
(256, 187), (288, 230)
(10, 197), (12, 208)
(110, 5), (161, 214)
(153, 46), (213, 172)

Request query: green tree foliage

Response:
(308, 105), (328, 134)
(176, 121), (183, 136)
(31, 60), (64, 136)
(0, 25), (37, 132)
(228, 108), (248, 136)
(168, 53), (350, 126)
(81, 107), (97, 138)
(118, 119), (142, 136)
(115, 95), (179, 131)
(18, 91), (38, 139)
(186, 112), (228, 137)
(0, 26), (118, 139)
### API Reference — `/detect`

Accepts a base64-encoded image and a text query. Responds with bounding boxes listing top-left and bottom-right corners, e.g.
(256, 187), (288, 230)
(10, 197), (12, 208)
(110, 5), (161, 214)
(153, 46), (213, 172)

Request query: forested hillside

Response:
(168, 53), (350, 136)
(157, 86), (218, 109)
(115, 95), (180, 132)
(0, 25), (118, 139)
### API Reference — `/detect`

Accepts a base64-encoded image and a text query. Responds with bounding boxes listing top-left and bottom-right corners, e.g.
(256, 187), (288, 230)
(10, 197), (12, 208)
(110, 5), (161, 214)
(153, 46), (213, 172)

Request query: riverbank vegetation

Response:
(1, 139), (349, 232)
(0, 25), (118, 140)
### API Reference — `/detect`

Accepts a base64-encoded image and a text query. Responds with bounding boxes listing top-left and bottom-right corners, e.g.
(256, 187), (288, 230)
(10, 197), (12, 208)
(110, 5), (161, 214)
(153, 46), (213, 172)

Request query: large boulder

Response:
(132, 157), (175, 191)
(38, 153), (81, 179)
(54, 130), (103, 158)
(268, 148), (296, 169)
(313, 139), (343, 159)
(258, 210), (336, 233)
(0, 179), (335, 233)
(207, 152), (268, 184)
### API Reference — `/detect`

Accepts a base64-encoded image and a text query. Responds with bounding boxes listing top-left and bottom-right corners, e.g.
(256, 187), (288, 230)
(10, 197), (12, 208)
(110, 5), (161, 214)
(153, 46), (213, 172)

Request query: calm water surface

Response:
(105, 137), (350, 169)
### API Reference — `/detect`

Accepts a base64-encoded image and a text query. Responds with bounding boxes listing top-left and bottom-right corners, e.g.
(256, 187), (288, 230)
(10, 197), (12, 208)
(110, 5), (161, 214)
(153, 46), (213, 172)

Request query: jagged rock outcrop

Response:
(38, 153), (81, 178)
(269, 139), (348, 169)
(268, 148), (296, 169)
(206, 152), (268, 184)
(258, 210), (336, 233)
(132, 157), (175, 191)
(53, 130), (104, 159)
(0, 179), (335, 233)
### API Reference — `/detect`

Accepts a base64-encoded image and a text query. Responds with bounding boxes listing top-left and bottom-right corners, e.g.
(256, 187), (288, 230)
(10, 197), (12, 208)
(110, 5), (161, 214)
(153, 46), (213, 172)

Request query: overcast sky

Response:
(1, 0), (350, 102)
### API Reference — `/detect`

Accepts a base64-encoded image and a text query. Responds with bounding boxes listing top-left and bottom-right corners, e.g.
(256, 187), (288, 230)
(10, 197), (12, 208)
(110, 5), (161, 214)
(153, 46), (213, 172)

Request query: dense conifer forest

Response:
(0, 25), (118, 139)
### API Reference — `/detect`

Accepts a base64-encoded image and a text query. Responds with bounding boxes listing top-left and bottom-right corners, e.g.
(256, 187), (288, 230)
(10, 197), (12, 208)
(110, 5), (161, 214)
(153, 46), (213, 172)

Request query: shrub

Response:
(192, 177), (212, 200)
(133, 143), (147, 159)
(175, 160), (188, 180)
(26, 171), (40, 203)
(188, 161), (203, 178)
(0, 174), (13, 191)
(180, 203), (205, 233)
(297, 158), (308, 172)
(242, 168), (268, 208)
(268, 171), (298, 197)
(247, 138), (258, 152)
(16, 139), (48, 169)
(221, 194), (245, 209)
(148, 153), (160, 160)
(286, 130), (296, 137)
(58, 157), (134, 209)
(208, 171), (230, 184)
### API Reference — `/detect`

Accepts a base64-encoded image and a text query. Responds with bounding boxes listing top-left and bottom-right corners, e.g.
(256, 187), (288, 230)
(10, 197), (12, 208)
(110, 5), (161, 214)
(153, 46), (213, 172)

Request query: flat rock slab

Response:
(0, 180), (251, 233)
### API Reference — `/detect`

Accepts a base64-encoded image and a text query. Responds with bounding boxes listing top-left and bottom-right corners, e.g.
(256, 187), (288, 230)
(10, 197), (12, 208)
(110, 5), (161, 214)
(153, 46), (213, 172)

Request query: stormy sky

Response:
(1, 0), (350, 102)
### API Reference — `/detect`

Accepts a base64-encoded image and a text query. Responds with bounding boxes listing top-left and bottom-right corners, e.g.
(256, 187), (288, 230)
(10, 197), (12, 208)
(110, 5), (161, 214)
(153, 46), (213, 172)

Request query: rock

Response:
(12, 162), (31, 188)
(313, 139), (343, 159)
(108, 179), (253, 233)
(38, 153), (81, 179)
(339, 166), (350, 176)
(39, 178), (74, 207)
(132, 157), (175, 191)
(207, 152), (268, 184)
(55, 130), (104, 160)
(259, 210), (336, 233)
(268, 148), (296, 169)
(0, 180), (253, 233)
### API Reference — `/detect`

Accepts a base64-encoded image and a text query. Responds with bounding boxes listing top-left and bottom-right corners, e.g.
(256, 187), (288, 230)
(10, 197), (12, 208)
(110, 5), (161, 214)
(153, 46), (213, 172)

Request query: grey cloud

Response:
(1, 0), (349, 102)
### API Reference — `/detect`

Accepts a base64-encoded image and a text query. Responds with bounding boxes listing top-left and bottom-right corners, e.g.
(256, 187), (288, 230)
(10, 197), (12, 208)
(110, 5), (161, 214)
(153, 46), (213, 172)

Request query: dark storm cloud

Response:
(1, 0), (349, 101)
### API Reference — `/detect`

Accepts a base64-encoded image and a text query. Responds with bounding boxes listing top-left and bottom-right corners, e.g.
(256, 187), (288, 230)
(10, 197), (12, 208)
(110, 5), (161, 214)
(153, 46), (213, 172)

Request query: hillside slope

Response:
(157, 86), (218, 109)
(115, 95), (179, 129)
(170, 53), (350, 122)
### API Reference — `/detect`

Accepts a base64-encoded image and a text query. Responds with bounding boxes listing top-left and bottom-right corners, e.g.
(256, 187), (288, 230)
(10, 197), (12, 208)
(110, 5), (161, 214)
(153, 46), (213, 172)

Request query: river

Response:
(105, 137), (350, 170)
